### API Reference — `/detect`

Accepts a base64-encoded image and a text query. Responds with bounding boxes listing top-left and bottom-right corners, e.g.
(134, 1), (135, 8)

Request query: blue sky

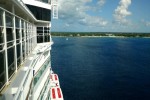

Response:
(51, 0), (150, 32)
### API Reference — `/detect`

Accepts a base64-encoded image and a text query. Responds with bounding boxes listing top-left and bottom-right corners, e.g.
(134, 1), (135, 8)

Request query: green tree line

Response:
(51, 32), (150, 37)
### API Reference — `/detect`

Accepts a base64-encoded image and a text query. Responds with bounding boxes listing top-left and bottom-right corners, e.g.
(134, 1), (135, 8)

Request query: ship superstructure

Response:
(0, 0), (63, 100)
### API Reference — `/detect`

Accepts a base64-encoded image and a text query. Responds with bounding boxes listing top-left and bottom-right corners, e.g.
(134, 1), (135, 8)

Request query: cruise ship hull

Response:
(0, 0), (63, 100)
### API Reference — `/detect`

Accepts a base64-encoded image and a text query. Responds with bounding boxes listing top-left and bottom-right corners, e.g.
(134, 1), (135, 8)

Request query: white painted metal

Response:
(43, 26), (44, 42)
(24, 21), (27, 60)
(0, 0), (64, 100)
(12, 5), (18, 73)
(3, 11), (9, 85)
(27, 23), (29, 55)
(20, 19), (23, 63)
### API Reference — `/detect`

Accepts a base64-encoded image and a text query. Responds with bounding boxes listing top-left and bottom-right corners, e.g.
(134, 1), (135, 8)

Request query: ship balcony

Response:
(2, 42), (52, 100)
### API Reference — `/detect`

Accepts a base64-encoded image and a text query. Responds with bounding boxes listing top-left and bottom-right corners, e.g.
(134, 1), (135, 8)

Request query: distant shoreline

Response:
(52, 36), (125, 38)
(51, 32), (150, 38)
(52, 35), (150, 38)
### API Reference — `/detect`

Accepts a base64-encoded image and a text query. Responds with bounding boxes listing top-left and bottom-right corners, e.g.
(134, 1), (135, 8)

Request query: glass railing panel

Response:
(6, 12), (13, 27)
(21, 20), (24, 28)
(22, 29), (24, 38)
(38, 76), (50, 100)
(17, 44), (21, 67)
(15, 17), (20, 28)
(7, 47), (15, 78)
(33, 58), (50, 86)
(0, 26), (4, 51)
(0, 43), (4, 51)
(6, 28), (13, 42)
(0, 27), (4, 44)
(17, 92), (22, 100)
(48, 91), (50, 100)
(7, 41), (14, 47)
(0, 51), (6, 90)
(22, 42), (25, 60)
(16, 29), (20, 40)
(0, 9), (3, 26)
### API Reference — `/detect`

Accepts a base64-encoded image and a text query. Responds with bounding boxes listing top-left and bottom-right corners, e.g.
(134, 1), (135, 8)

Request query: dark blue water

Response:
(51, 37), (150, 100)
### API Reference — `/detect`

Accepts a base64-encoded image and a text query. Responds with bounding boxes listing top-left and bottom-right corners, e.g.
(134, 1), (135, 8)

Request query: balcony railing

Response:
(34, 57), (50, 86)
(38, 75), (50, 100)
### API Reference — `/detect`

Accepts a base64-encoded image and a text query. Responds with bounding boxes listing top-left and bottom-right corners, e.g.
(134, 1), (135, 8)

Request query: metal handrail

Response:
(14, 55), (36, 100)
(15, 44), (51, 100)
(26, 48), (50, 100)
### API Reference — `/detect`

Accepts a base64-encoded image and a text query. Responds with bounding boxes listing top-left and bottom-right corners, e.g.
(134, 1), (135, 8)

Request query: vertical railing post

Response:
(24, 21), (26, 59)
(12, 5), (18, 73)
(27, 23), (29, 54)
(3, 11), (9, 85)
(26, 22), (28, 55)
(43, 26), (44, 42)
(35, 26), (37, 46)
(28, 24), (30, 54)
(49, 23), (52, 42)
(20, 19), (23, 63)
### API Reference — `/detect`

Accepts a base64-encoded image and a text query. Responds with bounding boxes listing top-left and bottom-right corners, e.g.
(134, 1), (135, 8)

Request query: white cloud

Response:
(146, 22), (150, 26)
(57, 0), (107, 27)
(97, 0), (106, 7)
(113, 0), (132, 25)
(65, 23), (70, 27)
(141, 19), (150, 27)
(91, 0), (106, 12)
(78, 15), (107, 26)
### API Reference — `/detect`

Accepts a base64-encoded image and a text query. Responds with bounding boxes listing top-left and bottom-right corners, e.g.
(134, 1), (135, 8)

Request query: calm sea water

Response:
(51, 37), (150, 100)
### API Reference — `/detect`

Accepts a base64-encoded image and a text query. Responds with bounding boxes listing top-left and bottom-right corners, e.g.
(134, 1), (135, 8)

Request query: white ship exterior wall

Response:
(0, 6), (37, 91)
(0, 0), (52, 99)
